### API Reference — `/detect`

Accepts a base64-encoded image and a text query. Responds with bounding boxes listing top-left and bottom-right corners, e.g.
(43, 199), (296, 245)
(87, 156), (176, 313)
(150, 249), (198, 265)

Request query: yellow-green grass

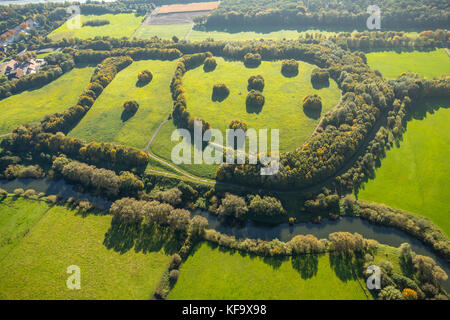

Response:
(188, 28), (343, 41)
(49, 14), (143, 41)
(0, 201), (173, 300)
(168, 241), (368, 300)
(359, 101), (450, 236)
(366, 49), (450, 79)
(133, 24), (192, 40)
(0, 66), (94, 135)
(0, 197), (51, 260)
(69, 60), (177, 149)
(150, 58), (340, 179)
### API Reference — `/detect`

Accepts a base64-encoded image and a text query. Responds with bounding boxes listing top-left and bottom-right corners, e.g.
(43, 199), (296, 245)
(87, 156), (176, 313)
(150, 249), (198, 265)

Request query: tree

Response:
(413, 255), (448, 287)
(189, 215), (208, 235)
(311, 68), (330, 85)
(246, 90), (265, 111)
(168, 208), (191, 231)
(302, 94), (322, 111)
(281, 59), (299, 77)
(123, 100), (139, 114)
(229, 119), (248, 132)
(402, 288), (418, 300)
(110, 198), (143, 224)
(247, 75), (265, 91)
(203, 57), (217, 72)
(158, 188), (182, 206)
(243, 53), (261, 68)
(378, 286), (403, 300)
(249, 195), (286, 217)
(217, 193), (248, 218)
(212, 83), (230, 101)
(138, 70), (153, 84)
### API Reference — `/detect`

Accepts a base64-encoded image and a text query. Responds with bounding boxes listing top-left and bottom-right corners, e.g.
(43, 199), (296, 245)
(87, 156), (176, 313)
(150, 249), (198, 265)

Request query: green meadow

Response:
(69, 60), (177, 149)
(359, 100), (450, 236)
(49, 14), (143, 41)
(0, 67), (94, 135)
(366, 49), (450, 79)
(168, 242), (368, 300)
(0, 198), (173, 300)
(133, 24), (193, 40)
(150, 58), (340, 179)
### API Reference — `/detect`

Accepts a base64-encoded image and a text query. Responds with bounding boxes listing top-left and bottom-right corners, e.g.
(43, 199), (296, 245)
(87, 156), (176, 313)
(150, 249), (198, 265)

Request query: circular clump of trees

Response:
(246, 90), (265, 112)
(212, 83), (230, 101)
(247, 75), (265, 92)
(311, 68), (330, 87)
(203, 57), (217, 72)
(123, 100), (139, 114)
(229, 119), (248, 132)
(281, 59), (299, 77)
(137, 70), (153, 84)
(302, 94), (322, 111)
(244, 53), (262, 68)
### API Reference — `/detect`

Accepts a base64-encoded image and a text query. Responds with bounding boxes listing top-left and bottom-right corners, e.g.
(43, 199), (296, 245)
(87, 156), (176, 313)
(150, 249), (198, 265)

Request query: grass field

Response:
(0, 66), (94, 135)
(168, 241), (368, 300)
(0, 198), (173, 299)
(0, 197), (50, 260)
(49, 14), (143, 41)
(149, 58), (340, 179)
(366, 49), (450, 79)
(133, 24), (193, 40)
(69, 60), (177, 149)
(359, 100), (450, 236)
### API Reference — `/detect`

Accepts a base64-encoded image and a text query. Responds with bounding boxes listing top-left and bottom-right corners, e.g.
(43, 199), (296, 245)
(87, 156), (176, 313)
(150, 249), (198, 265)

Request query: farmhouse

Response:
(2, 58), (46, 80)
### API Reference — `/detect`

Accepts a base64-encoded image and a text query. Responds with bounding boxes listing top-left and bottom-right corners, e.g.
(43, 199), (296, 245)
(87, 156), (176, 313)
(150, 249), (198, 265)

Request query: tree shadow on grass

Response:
(312, 80), (330, 90)
(329, 253), (358, 282)
(103, 221), (181, 255)
(291, 254), (319, 279)
(136, 78), (152, 88)
(303, 107), (322, 120)
(121, 110), (136, 122)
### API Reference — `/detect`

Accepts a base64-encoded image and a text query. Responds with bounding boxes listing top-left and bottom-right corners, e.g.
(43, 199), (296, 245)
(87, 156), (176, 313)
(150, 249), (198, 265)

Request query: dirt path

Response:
(184, 23), (195, 40)
(0, 133), (12, 138)
(143, 118), (169, 152)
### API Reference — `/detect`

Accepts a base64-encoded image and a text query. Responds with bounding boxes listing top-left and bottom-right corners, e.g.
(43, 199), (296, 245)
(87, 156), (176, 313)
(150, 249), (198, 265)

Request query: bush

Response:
(212, 83), (230, 101)
(247, 75), (265, 92)
(83, 19), (110, 27)
(229, 119), (248, 132)
(249, 195), (286, 217)
(246, 90), (265, 111)
(169, 269), (180, 283)
(217, 193), (248, 219)
(157, 188), (182, 206)
(302, 94), (322, 111)
(0, 188), (8, 199)
(123, 100), (139, 114)
(23, 189), (37, 198)
(243, 53), (261, 68)
(169, 253), (182, 269)
(138, 70), (153, 84)
(13, 188), (24, 196)
(203, 57), (217, 72)
(281, 59), (299, 77)
(311, 68), (330, 85)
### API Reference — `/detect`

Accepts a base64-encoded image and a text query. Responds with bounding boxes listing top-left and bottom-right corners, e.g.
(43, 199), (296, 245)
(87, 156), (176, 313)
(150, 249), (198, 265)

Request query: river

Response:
(1, 177), (449, 291)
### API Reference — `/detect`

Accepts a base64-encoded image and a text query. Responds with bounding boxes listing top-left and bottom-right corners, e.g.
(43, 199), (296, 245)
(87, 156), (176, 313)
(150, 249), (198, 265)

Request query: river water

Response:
(1, 178), (449, 291)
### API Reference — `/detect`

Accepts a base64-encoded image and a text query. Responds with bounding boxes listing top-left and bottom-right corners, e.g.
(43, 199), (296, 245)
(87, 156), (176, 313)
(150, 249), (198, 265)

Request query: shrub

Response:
(402, 288), (418, 300)
(229, 119), (248, 132)
(157, 188), (182, 206)
(169, 253), (182, 269)
(379, 286), (404, 300)
(217, 193), (248, 219)
(212, 83), (230, 101)
(169, 269), (180, 283)
(302, 94), (322, 111)
(247, 75), (265, 92)
(138, 70), (153, 84)
(0, 188), (8, 199)
(189, 215), (208, 236)
(311, 68), (330, 85)
(243, 53), (261, 68)
(281, 59), (299, 77)
(249, 195), (286, 217)
(13, 188), (24, 195)
(78, 95), (95, 108)
(203, 57), (217, 72)
(23, 189), (37, 198)
(246, 90), (265, 111)
(123, 100), (139, 114)
(46, 195), (58, 204)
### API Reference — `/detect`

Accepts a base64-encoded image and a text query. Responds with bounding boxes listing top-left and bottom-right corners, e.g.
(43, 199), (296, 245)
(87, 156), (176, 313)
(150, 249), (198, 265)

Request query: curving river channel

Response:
(1, 178), (449, 291)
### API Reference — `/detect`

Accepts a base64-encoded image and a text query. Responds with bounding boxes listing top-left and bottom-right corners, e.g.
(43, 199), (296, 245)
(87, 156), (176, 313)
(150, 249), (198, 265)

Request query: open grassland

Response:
(366, 49), (450, 79)
(0, 67), (94, 135)
(183, 58), (340, 152)
(168, 242), (368, 300)
(49, 14), (143, 41)
(359, 100), (450, 236)
(0, 199), (173, 299)
(69, 60), (177, 149)
(0, 197), (50, 260)
(150, 58), (340, 179)
(133, 24), (193, 40)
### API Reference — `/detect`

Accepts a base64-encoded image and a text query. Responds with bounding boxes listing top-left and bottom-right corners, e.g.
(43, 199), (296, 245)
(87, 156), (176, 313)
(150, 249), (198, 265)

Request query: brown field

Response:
(158, 1), (220, 14)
